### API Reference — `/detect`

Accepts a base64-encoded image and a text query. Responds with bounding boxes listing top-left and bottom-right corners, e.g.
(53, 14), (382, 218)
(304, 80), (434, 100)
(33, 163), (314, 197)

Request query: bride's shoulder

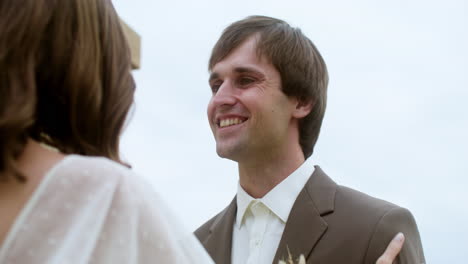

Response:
(60, 155), (132, 174)
(49, 154), (166, 212)
(52, 154), (148, 193)
(59, 155), (173, 219)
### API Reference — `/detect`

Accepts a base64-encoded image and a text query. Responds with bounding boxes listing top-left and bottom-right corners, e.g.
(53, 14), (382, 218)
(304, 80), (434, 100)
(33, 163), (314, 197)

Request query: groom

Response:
(196, 16), (425, 264)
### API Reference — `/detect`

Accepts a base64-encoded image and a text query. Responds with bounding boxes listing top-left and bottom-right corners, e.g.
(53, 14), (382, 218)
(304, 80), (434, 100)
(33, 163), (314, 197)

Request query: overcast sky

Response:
(112, 0), (467, 263)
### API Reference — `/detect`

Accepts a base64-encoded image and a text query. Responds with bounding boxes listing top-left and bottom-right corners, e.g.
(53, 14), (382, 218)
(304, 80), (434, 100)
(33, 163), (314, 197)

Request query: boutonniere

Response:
(278, 247), (306, 264)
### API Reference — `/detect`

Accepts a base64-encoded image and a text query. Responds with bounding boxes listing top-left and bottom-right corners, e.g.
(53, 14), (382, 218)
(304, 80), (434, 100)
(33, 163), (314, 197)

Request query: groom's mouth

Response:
(217, 117), (247, 128)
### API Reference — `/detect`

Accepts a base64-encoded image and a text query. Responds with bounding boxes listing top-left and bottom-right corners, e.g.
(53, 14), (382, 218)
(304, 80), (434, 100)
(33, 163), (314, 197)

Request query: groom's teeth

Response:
(219, 118), (244, 128)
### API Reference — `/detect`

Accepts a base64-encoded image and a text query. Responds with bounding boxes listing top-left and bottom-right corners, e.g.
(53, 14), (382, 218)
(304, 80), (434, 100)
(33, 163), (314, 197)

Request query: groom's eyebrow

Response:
(233, 67), (262, 76)
(209, 67), (264, 82)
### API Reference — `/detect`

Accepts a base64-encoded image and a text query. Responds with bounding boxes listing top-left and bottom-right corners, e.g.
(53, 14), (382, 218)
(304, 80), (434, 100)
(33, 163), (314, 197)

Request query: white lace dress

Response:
(0, 155), (214, 264)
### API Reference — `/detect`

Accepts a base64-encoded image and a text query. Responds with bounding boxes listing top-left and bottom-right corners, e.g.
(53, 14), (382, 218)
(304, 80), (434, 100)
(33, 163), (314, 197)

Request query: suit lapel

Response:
(272, 166), (337, 264)
(201, 197), (237, 264)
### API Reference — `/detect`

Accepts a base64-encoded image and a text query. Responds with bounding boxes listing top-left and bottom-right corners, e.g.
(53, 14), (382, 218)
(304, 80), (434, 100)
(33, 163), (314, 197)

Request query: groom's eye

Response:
(210, 81), (222, 94)
(238, 77), (256, 87)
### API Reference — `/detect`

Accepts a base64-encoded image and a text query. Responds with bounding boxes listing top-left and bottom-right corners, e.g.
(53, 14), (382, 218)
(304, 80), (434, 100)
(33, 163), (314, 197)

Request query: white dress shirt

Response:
(231, 158), (315, 264)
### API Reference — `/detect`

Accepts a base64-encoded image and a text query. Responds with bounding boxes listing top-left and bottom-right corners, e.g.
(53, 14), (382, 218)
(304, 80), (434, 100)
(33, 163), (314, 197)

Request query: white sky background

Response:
(113, 0), (467, 263)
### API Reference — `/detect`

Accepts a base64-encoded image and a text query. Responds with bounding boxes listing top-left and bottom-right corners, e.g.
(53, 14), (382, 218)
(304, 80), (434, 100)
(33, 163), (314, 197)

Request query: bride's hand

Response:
(376, 233), (405, 264)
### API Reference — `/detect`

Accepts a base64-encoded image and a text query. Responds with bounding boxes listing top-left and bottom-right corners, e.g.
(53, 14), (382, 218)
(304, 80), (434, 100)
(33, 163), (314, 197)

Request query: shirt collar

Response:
(235, 185), (254, 229)
(235, 158), (315, 228)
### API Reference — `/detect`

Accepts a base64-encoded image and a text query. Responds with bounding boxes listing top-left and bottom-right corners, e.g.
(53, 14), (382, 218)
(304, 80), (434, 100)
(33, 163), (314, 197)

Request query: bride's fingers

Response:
(376, 233), (405, 264)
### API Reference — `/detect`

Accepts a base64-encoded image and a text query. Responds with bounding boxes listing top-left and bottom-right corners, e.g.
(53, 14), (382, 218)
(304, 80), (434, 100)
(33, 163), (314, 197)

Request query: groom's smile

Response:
(218, 116), (247, 128)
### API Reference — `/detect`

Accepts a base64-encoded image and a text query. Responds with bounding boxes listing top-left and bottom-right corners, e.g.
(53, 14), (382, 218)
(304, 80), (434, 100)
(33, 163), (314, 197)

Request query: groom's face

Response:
(207, 36), (298, 163)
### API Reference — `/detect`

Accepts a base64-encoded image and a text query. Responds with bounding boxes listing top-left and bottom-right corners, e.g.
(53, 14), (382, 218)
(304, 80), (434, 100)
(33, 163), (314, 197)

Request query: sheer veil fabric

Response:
(0, 155), (214, 264)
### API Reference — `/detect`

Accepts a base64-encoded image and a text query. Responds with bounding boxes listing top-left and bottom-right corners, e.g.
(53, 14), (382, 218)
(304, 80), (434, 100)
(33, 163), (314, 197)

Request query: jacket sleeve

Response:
(364, 207), (425, 264)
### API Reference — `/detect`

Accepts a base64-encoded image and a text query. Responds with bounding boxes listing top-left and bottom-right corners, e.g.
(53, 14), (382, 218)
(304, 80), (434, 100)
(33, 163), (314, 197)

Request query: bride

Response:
(0, 0), (212, 263)
(0, 0), (402, 263)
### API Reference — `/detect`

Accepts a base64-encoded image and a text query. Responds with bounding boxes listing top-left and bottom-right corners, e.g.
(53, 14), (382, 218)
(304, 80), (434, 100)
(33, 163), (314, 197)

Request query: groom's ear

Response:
(292, 97), (314, 119)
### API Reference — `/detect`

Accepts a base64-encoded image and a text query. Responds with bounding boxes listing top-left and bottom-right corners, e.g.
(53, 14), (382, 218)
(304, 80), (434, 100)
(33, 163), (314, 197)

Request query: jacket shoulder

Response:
(332, 186), (425, 264)
(336, 185), (399, 213)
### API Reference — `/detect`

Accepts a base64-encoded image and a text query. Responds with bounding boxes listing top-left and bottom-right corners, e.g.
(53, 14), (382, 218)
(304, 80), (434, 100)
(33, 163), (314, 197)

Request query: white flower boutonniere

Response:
(278, 248), (306, 264)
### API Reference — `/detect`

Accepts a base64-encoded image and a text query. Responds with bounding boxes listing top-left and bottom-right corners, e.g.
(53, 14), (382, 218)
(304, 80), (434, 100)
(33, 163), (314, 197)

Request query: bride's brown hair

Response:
(0, 0), (135, 181)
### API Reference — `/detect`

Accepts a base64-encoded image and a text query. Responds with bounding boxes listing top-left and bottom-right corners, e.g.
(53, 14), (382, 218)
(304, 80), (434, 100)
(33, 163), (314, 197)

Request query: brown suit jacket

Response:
(195, 166), (425, 264)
